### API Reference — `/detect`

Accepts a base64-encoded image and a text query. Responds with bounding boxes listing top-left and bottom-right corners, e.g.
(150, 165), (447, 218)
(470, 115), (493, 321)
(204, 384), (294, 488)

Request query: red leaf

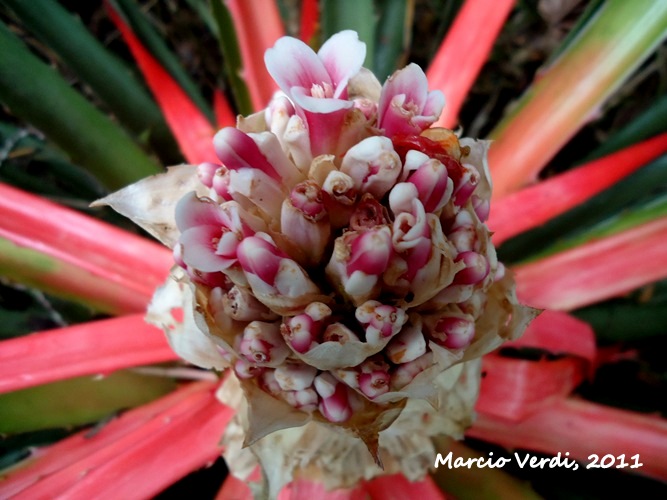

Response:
(225, 0), (283, 111)
(476, 354), (586, 420)
(504, 310), (596, 367)
(299, 0), (319, 44)
(105, 1), (218, 164)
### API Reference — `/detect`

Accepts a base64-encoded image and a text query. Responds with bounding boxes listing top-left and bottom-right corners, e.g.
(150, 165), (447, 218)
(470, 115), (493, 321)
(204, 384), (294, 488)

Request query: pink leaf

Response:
(0, 382), (230, 498)
(470, 398), (667, 482)
(226, 0), (284, 111)
(513, 217), (667, 310)
(428, 0), (516, 128)
(0, 183), (172, 314)
(0, 315), (177, 394)
(488, 133), (667, 244)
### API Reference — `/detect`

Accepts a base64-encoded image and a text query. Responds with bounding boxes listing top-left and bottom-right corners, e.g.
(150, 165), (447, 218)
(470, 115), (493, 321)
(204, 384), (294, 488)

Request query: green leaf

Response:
(583, 93), (667, 162)
(0, 282), (96, 340)
(0, 371), (175, 434)
(183, 0), (219, 36)
(0, 21), (161, 190)
(0, 122), (106, 200)
(210, 0), (254, 116)
(109, 0), (215, 124)
(542, 0), (605, 67)
(373, 0), (415, 80)
(3, 0), (180, 162)
(487, 0), (667, 197)
(574, 302), (667, 341)
(321, 0), (376, 70)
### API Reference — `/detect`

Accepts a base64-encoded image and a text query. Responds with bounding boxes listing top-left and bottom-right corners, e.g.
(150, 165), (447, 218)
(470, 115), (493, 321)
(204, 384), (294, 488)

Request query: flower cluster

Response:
(103, 30), (534, 493)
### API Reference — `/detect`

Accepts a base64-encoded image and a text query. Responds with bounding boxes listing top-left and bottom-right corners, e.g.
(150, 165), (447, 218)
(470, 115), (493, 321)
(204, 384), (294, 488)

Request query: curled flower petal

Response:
(340, 136), (402, 199)
(237, 234), (324, 314)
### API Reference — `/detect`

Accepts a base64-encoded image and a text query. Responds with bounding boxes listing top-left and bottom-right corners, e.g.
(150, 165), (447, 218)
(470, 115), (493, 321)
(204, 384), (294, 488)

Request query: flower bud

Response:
(314, 372), (353, 423)
(453, 251), (490, 285)
(390, 351), (434, 390)
(427, 313), (475, 349)
(275, 363), (318, 391)
(355, 300), (407, 346)
(386, 318), (427, 364)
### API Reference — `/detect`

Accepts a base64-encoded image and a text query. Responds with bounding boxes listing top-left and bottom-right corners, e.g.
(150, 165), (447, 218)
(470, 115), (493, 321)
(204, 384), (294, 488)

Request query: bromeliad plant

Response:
(99, 30), (535, 493)
(1, 0), (667, 498)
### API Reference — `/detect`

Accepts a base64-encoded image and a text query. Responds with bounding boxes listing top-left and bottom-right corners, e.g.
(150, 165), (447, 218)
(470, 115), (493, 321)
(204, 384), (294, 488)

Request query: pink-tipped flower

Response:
(390, 351), (434, 390)
(175, 193), (254, 273)
(239, 321), (290, 367)
(283, 387), (319, 412)
(237, 234), (321, 313)
(326, 226), (393, 304)
(355, 300), (408, 346)
(427, 313), (476, 350)
(452, 163), (480, 207)
(357, 356), (392, 399)
(377, 63), (445, 138)
(448, 211), (478, 253)
(389, 188), (432, 282)
(275, 362), (318, 391)
(314, 372), (353, 423)
(453, 251), (490, 285)
(281, 302), (332, 353)
(197, 161), (218, 188)
(405, 156), (454, 213)
(340, 136), (402, 199)
(234, 357), (266, 379)
(280, 180), (331, 265)
(265, 30), (367, 156)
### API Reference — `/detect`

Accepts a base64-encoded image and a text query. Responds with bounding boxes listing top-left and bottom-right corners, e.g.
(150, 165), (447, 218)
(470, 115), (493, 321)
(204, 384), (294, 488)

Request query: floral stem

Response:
(487, 0), (667, 199)
(0, 314), (177, 394)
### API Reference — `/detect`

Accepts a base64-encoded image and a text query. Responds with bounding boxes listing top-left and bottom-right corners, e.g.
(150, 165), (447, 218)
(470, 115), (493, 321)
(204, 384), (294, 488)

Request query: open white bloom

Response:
(100, 30), (537, 497)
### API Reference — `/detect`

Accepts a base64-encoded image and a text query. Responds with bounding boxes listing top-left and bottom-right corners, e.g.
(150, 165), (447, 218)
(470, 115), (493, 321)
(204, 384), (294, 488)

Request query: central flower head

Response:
(109, 30), (535, 495)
